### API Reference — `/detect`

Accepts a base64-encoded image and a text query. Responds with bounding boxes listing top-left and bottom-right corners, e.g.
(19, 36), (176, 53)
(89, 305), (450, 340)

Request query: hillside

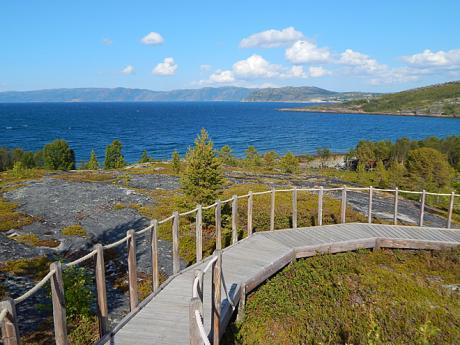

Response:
(0, 86), (378, 103)
(280, 81), (460, 117)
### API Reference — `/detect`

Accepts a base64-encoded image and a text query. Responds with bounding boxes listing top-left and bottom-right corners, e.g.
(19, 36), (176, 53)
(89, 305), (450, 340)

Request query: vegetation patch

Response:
(61, 224), (87, 237)
(0, 198), (35, 232)
(13, 233), (60, 248)
(0, 256), (50, 280)
(228, 248), (460, 345)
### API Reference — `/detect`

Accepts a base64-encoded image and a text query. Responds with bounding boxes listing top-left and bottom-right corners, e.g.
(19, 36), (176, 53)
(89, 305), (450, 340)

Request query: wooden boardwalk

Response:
(101, 223), (460, 345)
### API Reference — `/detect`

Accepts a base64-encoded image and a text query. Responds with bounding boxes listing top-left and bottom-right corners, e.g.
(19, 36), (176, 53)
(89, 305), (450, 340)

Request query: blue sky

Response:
(1, 0), (460, 92)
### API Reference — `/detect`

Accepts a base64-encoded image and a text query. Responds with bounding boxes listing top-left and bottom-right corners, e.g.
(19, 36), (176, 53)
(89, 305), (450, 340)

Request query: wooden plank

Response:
(232, 195), (238, 244)
(95, 244), (109, 338)
(50, 261), (68, 345)
(150, 220), (160, 293)
(292, 188), (297, 229)
(172, 211), (180, 274)
(127, 230), (139, 311)
(247, 192), (253, 236)
(270, 188), (275, 231)
(196, 205), (203, 263)
(295, 238), (377, 258)
(0, 298), (20, 345)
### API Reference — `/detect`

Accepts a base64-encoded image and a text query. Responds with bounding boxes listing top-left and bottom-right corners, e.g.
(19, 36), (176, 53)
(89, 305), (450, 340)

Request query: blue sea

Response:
(0, 102), (459, 163)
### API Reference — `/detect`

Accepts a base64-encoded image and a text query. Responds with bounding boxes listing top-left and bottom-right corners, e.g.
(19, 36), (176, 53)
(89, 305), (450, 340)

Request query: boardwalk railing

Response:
(1, 186), (458, 345)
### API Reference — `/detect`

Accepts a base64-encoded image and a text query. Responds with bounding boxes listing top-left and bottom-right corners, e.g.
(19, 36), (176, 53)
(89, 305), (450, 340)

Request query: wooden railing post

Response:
(368, 186), (373, 224)
(94, 244), (108, 338)
(150, 220), (160, 293)
(127, 229), (139, 310)
(236, 284), (246, 322)
(211, 250), (222, 345)
(231, 195), (238, 244)
(189, 297), (202, 345)
(247, 192), (253, 236)
(0, 298), (20, 345)
(270, 188), (275, 231)
(393, 187), (399, 225)
(50, 261), (68, 345)
(419, 190), (426, 227)
(196, 205), (203, 263)
(318, 186), (323, 226)
(292, 187), (297, 229)
(341, 186), (347, 223)
(215, 201), (222, 250)
(447, 192), (455, 229)
(172, 211), (180, 274)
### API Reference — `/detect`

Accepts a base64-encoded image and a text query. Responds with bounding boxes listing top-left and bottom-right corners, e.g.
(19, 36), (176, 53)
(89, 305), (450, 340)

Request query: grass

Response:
(61, 224), (87, 237)
(0, 198), (35, 232)
(13, 233), (60, 248)
(0, 256), (50, 280)
(227, 248), (460, 345)
(51, 170), (116, 183)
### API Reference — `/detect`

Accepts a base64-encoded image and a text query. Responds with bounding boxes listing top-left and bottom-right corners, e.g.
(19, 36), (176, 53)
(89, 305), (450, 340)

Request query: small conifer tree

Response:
(86, 150), (99, 170)
(180, 129), (224, 205)
(104, 140), (125, 169)
(172, 150), (181, 174)
(279, 152), (299, 173)
(139, 150), (153, 163)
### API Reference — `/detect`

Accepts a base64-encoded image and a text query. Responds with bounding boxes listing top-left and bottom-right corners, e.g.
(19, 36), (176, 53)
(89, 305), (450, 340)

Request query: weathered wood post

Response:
(50, 261), (68, 345)
(247, 192), (253, 236)
(318, 186), (323, 226)
(215, 201), (222, 250)
(236, 284), (246, 322)
(0, 298), (20, 345)
(231, 195), (238, 244)
(292, 187), (297, 229)
(393, 187), (399, 225)
(270, 188), (275, 231)
(211, 250), (222, 345)
(419, 190), (426, 227)
(447, 192), (455, 229)
(127, 229), (139, 310)
(150, 220), (160, 293)
(341, 186), (347, 223)
(94, 244), (108, 338)
(189, 297), (202, 345)
(196, 205), (203, 263)
(172, 211), (180, 274)
(368, 186), (373, 224)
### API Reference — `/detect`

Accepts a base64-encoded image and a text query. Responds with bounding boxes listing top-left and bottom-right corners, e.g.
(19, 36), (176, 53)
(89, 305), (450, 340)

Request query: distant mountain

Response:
(0, 86), (379, 103)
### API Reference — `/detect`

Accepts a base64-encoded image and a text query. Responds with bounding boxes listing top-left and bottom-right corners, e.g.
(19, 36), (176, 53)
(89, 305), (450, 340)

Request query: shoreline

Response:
(278, 107), (459, 118)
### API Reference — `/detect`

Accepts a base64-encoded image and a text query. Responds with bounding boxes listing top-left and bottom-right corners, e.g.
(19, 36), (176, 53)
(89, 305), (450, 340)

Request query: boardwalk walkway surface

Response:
(102, 223), (460, 345)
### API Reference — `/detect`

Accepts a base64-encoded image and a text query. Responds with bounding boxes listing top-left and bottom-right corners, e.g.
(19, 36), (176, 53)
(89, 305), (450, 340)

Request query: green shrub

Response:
(139, 149), (153, 164)
(61, 224), (87, 237)
(62, 266), (94, 320)
(172, 150), (181, 174)
(43, 139), (75, 170)
(279, 152), (299, 173)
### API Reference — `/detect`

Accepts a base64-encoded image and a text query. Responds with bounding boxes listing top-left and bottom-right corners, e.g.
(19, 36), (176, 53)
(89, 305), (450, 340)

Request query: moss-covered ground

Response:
(226, 248), (460, 345)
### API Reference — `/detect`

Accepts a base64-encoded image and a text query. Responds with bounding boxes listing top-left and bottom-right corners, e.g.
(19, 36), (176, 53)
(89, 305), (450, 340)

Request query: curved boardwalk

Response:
(100, 223), (460, 345)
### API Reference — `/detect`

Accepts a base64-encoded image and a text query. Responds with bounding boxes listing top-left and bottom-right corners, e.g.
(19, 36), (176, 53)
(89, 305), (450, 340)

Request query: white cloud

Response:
(101, 38), (112, 46)
(232, 54), (282, 78)
(339, 49), (383, 73)
(240, 27), (304, 48)
(209, 70), (235, 83)
(153, 57), (178, 76)
(403, 49), (460, 67)
(141, 32), (164, 45)
(308, 66), (331, 77)
(122, 65), (135, 75)
(285, 40), (331, 64)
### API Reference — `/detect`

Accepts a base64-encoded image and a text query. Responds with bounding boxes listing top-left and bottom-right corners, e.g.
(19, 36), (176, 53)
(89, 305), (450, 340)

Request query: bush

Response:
(104, 140), (125, 169)
(218, 145), (236, 166)
(62, 266), (94, 320)
(244, 146), (261, 166)
(263, 151), (279, 170)
(180, 129), (224, 206)
(279, 152), (299, 173)
(43, 139), (75, 170)
(139, 149), (153, 164)
(172, 150), (181, 174)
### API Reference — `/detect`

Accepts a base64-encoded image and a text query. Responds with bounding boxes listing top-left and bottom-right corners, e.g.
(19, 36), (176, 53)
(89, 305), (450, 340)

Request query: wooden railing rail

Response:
(1, 186), (458, 345)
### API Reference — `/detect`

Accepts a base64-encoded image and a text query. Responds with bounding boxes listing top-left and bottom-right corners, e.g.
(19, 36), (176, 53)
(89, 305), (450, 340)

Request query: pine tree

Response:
(139, 150), (153, 163)
(86, 150), (99, 170)
(104, 140), (125, 169)
(172, 150), (181, 174)
(180, 129), (224, 205)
